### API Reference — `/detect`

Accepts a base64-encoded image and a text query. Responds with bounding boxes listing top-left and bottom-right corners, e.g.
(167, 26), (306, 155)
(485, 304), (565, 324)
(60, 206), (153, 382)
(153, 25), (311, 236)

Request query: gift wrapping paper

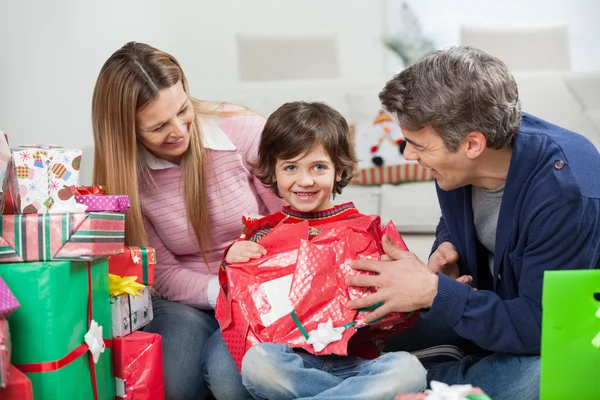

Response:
(0, 365), (33, 400)
(217, 215), (418, 368)
(11, 146), (82, 213)
(0, 211), (125, 262)
(0, 276), (19, 318)
(0, 319), (10, 387)
(540, 270), (600, 399)
(113, 331), (165, 400)
(109, 247), (156, 286)
(75, 195), (131, 212)
(111, 286), (153, 338)
(0, 259), (115, 399)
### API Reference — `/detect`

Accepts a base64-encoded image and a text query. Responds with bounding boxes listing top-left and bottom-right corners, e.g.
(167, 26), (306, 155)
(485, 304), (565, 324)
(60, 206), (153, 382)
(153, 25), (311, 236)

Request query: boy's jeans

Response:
(242, 342), (427, 400)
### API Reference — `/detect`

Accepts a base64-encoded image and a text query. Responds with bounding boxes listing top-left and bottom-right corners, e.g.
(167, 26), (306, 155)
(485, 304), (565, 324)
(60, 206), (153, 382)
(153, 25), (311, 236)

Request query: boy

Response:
(223, 101), (426, 400)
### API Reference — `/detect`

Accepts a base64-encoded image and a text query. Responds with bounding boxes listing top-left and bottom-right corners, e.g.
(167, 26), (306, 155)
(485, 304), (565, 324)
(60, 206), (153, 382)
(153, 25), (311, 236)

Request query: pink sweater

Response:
(139, 109), (285, 308)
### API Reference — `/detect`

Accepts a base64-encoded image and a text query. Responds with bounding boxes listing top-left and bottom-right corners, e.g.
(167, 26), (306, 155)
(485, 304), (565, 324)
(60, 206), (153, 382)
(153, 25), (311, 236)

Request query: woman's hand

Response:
(225, 241), (267, 264)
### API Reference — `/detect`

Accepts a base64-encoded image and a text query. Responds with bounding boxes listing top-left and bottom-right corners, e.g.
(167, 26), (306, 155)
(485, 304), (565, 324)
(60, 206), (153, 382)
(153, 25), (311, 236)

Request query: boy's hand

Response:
(225, 241), (267, 264)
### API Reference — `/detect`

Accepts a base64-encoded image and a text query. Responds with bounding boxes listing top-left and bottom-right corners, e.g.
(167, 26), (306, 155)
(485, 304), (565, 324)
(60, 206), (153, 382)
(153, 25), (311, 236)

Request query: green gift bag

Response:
(540, 270), (600, 399)
(0, 259), (115, 399)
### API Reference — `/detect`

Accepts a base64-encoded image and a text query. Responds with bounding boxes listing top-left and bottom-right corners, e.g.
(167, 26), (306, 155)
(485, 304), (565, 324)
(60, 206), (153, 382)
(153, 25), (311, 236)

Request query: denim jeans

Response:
(385, 317), (540, 400)
(203, 330), (253, 399)
(241, 343), (427, 400)
(143, 298), (250, 400)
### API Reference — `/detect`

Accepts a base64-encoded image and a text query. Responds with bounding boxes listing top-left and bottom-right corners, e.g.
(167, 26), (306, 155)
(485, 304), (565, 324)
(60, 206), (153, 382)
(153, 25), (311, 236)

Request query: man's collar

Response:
(142, 115), (236, 170)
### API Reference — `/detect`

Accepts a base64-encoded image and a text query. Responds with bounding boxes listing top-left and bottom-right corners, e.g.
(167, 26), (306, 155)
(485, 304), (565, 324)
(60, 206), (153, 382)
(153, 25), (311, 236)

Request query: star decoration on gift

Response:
(62, 154), (71, 163)
(19, 152), (31, 161)
(84, 319), (105, 364)
(306, 319), (345, 352)
(28, 183), (37, 191)
(131, 253), (141, 264)
(49, 181), (59, 190)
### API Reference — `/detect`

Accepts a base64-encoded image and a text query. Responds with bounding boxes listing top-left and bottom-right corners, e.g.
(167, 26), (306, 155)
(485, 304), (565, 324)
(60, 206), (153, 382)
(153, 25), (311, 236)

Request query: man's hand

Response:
(428, 241), (473, 286)
(345, 234), (439, 323)
(225, 241), (267, 264)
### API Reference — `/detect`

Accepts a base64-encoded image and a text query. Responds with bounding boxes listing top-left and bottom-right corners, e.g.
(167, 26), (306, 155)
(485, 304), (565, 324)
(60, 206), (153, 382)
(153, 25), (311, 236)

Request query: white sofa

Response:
(201, 70), (600, 234)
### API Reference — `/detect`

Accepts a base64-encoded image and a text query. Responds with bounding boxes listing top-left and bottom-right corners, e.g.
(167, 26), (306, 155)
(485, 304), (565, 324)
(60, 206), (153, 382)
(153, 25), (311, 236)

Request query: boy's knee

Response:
(242, 343), (296, 397)
(242, 343), (283, 383)
(386, 352), (428, 391)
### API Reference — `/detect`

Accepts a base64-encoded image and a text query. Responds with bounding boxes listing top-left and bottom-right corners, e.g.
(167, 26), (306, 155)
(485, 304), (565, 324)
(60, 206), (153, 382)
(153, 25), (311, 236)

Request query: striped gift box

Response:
(351, 163), (433, 185)
(0, 212), (125, 262)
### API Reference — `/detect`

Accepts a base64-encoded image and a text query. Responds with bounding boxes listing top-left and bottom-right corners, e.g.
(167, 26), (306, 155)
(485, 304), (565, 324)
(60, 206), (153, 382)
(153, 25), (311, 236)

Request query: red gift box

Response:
(0, 365), (33, 400)
(109, 247), (156, 286)
(217, 215), (418, 369)
(113, 331), (164, 400)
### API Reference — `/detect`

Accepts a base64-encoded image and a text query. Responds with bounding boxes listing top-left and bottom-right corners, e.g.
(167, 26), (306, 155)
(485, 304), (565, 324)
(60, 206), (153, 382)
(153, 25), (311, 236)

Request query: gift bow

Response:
(109, 274), (145, 297)
(291, 302), (384, 352)
(423, 381), (491, 400)
(84, 320), (106, 364)
(71, 185), (107, 195)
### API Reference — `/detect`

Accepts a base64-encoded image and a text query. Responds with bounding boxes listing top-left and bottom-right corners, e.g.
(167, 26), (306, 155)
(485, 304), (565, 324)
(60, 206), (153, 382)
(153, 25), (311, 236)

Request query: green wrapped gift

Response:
(540, 270), (600, 399)
(0, 259), (115, 399)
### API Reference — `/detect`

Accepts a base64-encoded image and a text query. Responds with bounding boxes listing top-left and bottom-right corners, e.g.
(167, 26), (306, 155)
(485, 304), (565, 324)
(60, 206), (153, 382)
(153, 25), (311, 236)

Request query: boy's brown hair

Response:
(253, 101), (357, 197)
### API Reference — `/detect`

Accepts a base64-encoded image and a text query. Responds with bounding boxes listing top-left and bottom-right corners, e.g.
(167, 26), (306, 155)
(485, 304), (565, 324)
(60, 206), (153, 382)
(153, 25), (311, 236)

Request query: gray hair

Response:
(379, 46), (521, 151)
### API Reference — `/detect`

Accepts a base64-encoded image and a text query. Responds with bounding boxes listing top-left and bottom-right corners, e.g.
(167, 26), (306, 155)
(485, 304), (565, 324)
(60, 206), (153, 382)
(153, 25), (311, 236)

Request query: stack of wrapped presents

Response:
(0, 133), (164, 399)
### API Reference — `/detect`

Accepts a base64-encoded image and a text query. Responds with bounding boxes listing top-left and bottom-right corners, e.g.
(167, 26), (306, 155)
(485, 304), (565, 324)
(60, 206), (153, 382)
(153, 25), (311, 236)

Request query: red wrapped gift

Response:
(109, 247), (156, 286)
(113, 331), (164, 400)
(0, 365), (33, 400)
(216, 215), (418, 368)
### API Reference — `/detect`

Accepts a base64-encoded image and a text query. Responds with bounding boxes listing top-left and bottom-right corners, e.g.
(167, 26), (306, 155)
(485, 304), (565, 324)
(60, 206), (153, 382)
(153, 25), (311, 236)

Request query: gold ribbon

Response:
(109, 274), (145, 297)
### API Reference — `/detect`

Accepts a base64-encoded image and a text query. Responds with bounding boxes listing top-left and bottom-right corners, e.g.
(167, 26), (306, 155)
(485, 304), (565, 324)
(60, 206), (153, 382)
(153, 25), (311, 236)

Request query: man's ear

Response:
(336, 169), (344, 182)
(465, 131), (486, 159)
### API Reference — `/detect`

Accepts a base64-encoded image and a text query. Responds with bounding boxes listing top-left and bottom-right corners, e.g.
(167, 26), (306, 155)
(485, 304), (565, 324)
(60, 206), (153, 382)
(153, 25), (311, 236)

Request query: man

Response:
(347, 46), (600, 400)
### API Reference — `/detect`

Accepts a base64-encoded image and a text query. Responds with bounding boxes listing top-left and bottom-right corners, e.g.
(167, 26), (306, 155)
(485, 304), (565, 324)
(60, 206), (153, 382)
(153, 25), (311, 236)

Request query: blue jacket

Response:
(423, 113), (600, 355)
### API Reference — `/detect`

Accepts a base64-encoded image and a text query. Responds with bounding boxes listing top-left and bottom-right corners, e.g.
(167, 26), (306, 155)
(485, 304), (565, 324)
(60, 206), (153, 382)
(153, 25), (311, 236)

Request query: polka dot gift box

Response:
(0, 276), (19, 319)
(71, 185), (130, 212)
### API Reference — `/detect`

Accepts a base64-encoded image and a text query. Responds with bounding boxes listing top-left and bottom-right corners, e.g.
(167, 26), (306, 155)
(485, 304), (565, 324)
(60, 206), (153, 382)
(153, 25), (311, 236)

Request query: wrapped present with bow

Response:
(109, 274), (153, 338)
(0, 259), (115, 399)
(72, 185), (131, 212)
(0, 212), (125, 262)
(0, 319), (10, 388)
(10, 145), (83, 213)
(216, 214), (419, 368)
(109, 247), (156, 286)
(113, 331), (165, 400)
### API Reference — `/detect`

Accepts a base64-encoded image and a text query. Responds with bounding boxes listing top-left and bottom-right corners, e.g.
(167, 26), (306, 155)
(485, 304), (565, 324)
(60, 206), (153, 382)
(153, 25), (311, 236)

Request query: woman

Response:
(92, 42), (285, 400)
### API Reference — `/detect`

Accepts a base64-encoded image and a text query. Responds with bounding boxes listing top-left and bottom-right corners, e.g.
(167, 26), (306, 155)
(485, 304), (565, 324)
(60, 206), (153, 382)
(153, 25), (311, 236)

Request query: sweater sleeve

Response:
(144, 216), (215, 309)
(422, 196), (600, 354)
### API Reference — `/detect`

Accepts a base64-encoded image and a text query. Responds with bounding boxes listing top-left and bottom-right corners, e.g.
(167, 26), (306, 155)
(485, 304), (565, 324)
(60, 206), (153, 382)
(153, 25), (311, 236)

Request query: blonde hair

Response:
(92, 42), (219, 258)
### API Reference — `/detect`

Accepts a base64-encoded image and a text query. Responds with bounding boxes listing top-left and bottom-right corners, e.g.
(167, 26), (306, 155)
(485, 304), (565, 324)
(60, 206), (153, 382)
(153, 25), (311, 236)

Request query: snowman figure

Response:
(369, 111), (406, 167)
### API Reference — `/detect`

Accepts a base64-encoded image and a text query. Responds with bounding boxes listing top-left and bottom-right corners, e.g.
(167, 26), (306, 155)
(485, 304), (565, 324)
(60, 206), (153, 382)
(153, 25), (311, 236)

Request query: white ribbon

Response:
(424, 381), (475, 400)
(84, 319), (105, 364)
(306, 319), (345, 352)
